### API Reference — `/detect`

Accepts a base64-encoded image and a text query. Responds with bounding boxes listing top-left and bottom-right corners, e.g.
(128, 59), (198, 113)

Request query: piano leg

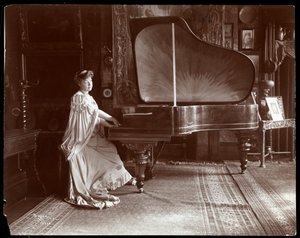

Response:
(124, 143), (154, 193)
(236, 133), (252, 174)
(135, 163), (147, 193)
(239, 138), (251, 174)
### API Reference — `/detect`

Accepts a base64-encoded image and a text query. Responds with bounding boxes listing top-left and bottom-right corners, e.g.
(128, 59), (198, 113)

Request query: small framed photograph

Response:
(265, 97), (284, 121)
(241, 29), (255, 50)
(224, 23), (233, 38)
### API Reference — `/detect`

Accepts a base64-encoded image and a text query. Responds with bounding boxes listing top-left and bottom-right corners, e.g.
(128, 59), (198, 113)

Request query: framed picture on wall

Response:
(241, 29), (255, 50)
(20, 5), (82, 50)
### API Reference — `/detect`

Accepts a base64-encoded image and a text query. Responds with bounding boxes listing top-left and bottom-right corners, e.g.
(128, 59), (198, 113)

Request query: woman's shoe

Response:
(108, 195), (120, 202)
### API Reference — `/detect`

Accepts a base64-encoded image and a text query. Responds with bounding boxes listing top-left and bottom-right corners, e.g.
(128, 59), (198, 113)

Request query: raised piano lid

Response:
(130, 16), (256, 105)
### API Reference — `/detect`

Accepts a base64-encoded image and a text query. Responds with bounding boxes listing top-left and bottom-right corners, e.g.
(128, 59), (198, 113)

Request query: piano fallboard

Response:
(107, 127), (172, 142)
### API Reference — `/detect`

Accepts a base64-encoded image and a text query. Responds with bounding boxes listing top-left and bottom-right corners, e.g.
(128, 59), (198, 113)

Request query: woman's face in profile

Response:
(79, 77), (93, 92)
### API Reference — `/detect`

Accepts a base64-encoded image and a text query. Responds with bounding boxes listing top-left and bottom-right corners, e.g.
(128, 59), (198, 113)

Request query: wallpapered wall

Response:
(128, 5), (225, 45)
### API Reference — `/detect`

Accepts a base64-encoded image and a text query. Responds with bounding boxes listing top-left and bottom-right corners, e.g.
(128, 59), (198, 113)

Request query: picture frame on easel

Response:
(265, 96), (285, 121)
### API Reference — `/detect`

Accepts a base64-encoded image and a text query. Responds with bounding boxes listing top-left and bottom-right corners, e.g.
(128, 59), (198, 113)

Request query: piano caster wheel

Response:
(136, 180), (144, 193)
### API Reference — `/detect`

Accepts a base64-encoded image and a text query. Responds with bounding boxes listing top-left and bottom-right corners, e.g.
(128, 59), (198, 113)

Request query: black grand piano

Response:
(108, 17), (258, 192)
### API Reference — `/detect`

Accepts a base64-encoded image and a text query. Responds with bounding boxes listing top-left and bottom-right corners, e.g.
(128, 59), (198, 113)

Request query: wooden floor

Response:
(3, 157), (296, 234)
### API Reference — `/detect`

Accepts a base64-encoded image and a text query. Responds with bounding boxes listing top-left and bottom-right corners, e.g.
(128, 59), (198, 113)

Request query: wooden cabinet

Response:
(4, 129), (46, 206)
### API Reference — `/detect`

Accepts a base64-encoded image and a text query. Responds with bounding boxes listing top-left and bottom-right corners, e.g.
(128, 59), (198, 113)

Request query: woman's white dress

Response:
(61, 91), (132, 209)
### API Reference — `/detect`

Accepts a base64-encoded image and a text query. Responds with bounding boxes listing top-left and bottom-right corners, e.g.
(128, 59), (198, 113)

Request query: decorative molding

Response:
(112, 5), (138, 107)
(260, 119), (295, 130)
(124, 143), (153, 164)
(19, 8), (29, 49)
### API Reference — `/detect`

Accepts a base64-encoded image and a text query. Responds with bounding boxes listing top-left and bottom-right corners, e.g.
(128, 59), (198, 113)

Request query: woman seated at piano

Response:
(61, 70), (135, 209)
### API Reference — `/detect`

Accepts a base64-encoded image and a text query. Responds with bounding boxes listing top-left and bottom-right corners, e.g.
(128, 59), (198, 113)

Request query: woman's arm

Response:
(98, 117), (117, 127)
(98, 109), (120, 126)
(98, 109), (112, 120)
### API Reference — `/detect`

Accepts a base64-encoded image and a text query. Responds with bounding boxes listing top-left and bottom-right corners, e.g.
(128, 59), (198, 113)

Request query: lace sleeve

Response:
(61, 93), (100, 160)
(71, 94), (98, 115)
(71, 94), (87, 112)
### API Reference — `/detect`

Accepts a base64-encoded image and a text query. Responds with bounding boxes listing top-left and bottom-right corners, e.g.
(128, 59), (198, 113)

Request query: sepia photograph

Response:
(2, 4), (296, 236)
(241, 29), (255, 49)
(265, 97), (284, 121)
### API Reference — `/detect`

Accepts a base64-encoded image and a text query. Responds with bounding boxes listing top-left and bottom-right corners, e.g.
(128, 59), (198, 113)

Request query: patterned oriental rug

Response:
(225, 160), (296, 236)
(8, 162), (294, 235)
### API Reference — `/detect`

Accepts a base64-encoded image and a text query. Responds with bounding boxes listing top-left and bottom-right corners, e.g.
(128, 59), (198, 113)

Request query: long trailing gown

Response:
(61, 91), (132, 209)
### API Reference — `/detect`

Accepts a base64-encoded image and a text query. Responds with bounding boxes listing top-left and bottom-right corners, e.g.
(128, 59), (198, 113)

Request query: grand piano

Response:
(108, 16), (258, 192)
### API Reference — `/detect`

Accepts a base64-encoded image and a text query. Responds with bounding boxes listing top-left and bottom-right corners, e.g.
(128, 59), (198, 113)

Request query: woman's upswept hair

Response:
(74, 70), (94, 83)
